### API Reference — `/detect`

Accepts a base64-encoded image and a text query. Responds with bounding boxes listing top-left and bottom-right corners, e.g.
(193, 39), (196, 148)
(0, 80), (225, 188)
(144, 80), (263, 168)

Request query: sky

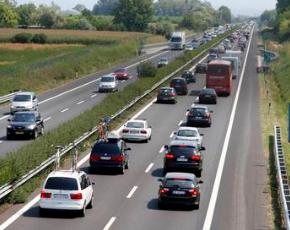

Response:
(16, 0), (277, 16)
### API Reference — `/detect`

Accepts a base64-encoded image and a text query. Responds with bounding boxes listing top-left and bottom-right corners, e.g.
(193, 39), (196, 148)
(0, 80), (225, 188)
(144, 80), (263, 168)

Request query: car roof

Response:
(171, 77), (185, 81)
(15, 91), (34, 96)
(169, 139), (199, 147)
(47, 170), (85, 179)
(165, 172), (196, 181)
(190, 104), (209, 109)
(201, 88), (216, 93)
(160, 87), (174, 90)
(13, 111), (38, 115)
(126, 119), (146, 124)
(177, 127), (198, 132)
(102, 74), (115, 78)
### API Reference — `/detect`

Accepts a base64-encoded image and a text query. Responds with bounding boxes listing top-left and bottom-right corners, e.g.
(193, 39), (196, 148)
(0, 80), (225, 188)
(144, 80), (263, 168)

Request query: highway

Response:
(0, 26), (270, 230)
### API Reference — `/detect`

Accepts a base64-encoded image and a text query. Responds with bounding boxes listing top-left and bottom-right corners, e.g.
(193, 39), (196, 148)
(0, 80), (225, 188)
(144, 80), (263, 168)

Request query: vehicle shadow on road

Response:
(147, 199), (193, 212)
(22, 206), (79, 219)
(81, 166), (122, 176)
(151, 168), (163, 178)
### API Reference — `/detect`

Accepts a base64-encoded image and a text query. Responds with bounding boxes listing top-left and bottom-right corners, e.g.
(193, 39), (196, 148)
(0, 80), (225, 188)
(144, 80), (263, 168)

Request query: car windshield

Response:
(13, 95), (31, 102)
(101, 76), (114, 82)
(126, 121), (144, 128)
(159, 58), (167, 62)
(191, 108), (206, 116)
(170, 145), (197, 156)
(92, 143), (121, 155)
(45, 177), (78, 190)
(12, 113), (35, 122)
(164, 178), (195, 188)
(177, 130), (198, 137)
(171, 79), (185, 85)
(171, 37), (181, 42)
(115, 69), (126, 73)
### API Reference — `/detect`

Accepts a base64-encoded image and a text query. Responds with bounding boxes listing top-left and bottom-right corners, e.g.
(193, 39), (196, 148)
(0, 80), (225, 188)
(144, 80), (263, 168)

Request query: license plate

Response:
(205, 95), (211, 98)
(195, 117), (202, 119)
(130, 130), (139, 134)
(15, 131), (24, 135)
(177, 157), (188, 162)
(53, 194), (68, 199)
(172, 190), (185, 195)
(100, 156), (111, 160)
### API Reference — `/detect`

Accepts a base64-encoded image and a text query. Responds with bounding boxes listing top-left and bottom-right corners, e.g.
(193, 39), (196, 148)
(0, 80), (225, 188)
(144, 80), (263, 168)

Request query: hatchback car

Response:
(39, 170), (94, 217)
(10, 91), (38, 114)
(89, 136), (130, 174)
(157, 57), (169, 68)
(6, 111), (44, 139)
(207, 53), (218, 63)
(163, 140), (204, 177)
(186, 105), (213, 127)
(181, 70), (196, 83)
(199, 88), (217, 104)
(173, 127), (203, 147)
(158, 172), (200, 209)
(195, 63), (207, 74)
(156, 87), (177, 104)
(113, 68), (129, 80)
(98, 74), (118, 92)
(169, 78), (188, 95)
(121, 119), (152, 142)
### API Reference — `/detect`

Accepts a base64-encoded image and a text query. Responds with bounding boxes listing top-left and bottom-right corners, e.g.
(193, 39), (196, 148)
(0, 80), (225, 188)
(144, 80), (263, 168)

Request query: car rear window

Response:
(177, 130), (198, 137)
(92, 143), (121, 155)
(171, 79), (186, 85)
(165, 178), (195, 188)
(126, 121), (144, 128)
(191, 108), (206, 115)
(101, 76), (114, 82)
(13, 95), (31, 102)
(45, 177), (78, 190)
(170, 145), (196, 156)
(160, 89), (173, 94)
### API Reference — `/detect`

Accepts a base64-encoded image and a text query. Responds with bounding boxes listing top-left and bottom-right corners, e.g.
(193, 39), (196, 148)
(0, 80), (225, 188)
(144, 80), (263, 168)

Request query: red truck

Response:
(206, 60), (232, 96)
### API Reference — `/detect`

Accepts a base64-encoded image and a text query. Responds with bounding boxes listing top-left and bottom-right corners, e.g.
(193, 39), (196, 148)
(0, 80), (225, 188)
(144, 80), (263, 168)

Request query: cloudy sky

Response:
(16, 0), (276, 16)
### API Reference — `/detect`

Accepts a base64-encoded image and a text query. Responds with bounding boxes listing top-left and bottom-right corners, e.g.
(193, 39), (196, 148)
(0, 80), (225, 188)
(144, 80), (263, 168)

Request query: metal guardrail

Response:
(274, 126), (290, 229)
(0, 92), (19, 104)
(0, 33), (229, 201)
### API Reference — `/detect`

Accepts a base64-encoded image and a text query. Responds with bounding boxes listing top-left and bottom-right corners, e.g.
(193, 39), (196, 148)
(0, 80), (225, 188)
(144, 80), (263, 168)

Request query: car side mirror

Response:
(149, 126), (152, 128)
(210, 110), (214, 113)
(7, 118), (11, 122)
(200, 146), (206, 151)
(125, 147), (131, 151)
(158, 178), (163, 182)
(164, 145), (169, 150)
(91, 182), (96, 186)
(200, 134), (204, 136)
(186, 109), (190, 111)
(198, 179), (204, 184)
(173, 131), (176, 135)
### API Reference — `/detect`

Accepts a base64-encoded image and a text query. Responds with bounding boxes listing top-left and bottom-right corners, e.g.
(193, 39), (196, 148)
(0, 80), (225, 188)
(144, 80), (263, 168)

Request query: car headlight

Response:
(10, 105), (15, 109)
(27, 125), (35, 130)
(7, 125), (12, 129)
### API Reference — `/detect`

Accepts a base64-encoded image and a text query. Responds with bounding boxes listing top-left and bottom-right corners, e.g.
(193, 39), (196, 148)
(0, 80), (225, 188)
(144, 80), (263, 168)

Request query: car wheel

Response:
(145, 138), (149, 143)
(119, 165), (125, 174)
(33, 129), (38, 139)
(193, 203), (200, 210)
(163, 169), (167, 176)
(6, 134), (12, 140)
(125, 161), (129, 169)
(149, 135), (151, 141)
(158, 201), (164, 209)
(195, 169), (202, 177)
(87, 196), (93, 209)
(39, 207), (47, 216)
(40, 126), (44, 135)
(79, 203), (86, 217)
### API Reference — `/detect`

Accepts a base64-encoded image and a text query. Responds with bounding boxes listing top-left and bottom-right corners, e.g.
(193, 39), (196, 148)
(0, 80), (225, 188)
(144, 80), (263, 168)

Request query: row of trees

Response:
(0, 0), (231, 33)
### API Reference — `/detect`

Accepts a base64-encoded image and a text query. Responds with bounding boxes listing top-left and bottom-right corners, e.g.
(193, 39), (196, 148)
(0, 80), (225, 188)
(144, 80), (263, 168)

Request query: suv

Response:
(6, 111), (44, 139)
(98, 74), (118, 92)
(89, 135), (131, 174)
(181, 71), (196, 83)
(10, 91), (38, 114)
(186, 105), (213, 127)
(169, 78), (188, 95)
(163, 140), (205, 177)
(39, 170), (94, 217)
(195, 63), (207, 74)
(156, 87), (177, 104)
(199, 88), (217, 104)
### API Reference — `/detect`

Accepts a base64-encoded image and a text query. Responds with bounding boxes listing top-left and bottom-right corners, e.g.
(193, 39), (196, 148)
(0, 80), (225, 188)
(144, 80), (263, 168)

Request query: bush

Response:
(12, 33), (33, 43)
(31, 33), (48, 44)
(137, 62), (157, 78)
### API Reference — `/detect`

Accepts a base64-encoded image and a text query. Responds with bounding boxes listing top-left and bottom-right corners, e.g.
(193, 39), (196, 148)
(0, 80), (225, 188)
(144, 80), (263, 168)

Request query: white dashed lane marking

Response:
(126, 186), (138, 199)
(145, 163), (154, 173)
(77, 100), (85, 105)
(60, 108), (69, 113)
(43, 117), (51, 122)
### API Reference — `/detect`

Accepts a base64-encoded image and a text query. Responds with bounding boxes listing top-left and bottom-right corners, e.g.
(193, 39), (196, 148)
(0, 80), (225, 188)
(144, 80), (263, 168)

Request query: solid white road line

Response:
(0, 115), (9, 121)
(178, 120), (183, 126)
(43, 117), (51, 122)
(103, 217), (117, 230)
(126, 186), (138, 199)
(202, 27), (254, 230)
(60, 108), (69, 113)
(145, 163), (154, 173)
(77, 100), (85, 105)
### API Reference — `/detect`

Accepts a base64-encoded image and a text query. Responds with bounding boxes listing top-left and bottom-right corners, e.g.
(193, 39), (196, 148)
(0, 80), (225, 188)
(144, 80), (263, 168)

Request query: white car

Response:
(173, 127), (203, 147)
(121, 119), (152, 142)
(10, 91), (38, 114)
(39, 170), (94, 217)
(185, 44), (193, 51)
(98, 74), (118, 92)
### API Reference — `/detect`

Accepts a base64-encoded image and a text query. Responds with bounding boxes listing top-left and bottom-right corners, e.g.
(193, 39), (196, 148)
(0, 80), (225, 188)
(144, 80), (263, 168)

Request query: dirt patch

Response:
(0, 43), (85, 50)
(0, 61), (16, 65)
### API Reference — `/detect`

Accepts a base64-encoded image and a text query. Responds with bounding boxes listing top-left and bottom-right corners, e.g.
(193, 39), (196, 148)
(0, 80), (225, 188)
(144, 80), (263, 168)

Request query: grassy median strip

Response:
(0, 33), (230, 204)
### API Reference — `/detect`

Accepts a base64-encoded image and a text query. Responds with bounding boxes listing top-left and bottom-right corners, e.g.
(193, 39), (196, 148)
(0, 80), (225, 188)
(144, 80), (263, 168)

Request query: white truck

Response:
(221, 56), (239, 79)
(170, 32), (186, 50)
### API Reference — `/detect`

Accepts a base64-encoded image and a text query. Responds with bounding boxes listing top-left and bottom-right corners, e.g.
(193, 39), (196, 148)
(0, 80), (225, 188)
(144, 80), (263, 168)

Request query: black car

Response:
(89, 135), (130, 174)
(6, 111), (44, 139)
(158, 172), (200, 209)
(181, 71), (196, 83)
(169, 78), (188, 95)
(195, 63), (207, 74)
(163, 140), (204, 177)
(156, 87), (177, 104)
(186, 105), (213, 127)
(199, 88), (217, 104)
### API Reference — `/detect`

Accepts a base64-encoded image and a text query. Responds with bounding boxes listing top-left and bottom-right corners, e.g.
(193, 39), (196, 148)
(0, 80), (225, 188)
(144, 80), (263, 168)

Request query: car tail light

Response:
(165, 153), (174, 159)
(191, 155), (201, 161)
(170, 83), (174, 88)
(112, 155), (124, 162)
(205, 112), (210, 117)
(140, 130), (147, 134)
(41, 190), (52, 199)
(187, 112), (193, 116)
(122, 129), (129, 133)
(189, 189), (199, 196)
(159, 188), (170, 194)
(70, 193), (83, 200)
(169, 92), (176, 96)
(90, 155), (100, 161)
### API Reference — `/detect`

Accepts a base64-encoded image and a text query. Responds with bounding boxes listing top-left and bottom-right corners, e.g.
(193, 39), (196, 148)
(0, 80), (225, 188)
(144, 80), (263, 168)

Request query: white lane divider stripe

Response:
(0, 115), (9, 121)
(170, 131), (175, 138)
(202, 26), (254, 230)
(159, 146), (165, 153)
(43, 117), (51, 122)
(145, 163), (154, 173)
(178, 120), (183, 126)
(77, 100), (85, 105)
(60, 108), (69, 113)
(91, 94), (97, 98)
(103, 217), (117, 230)
(126, 186), (138, 199)
(0, 141), (3, 144)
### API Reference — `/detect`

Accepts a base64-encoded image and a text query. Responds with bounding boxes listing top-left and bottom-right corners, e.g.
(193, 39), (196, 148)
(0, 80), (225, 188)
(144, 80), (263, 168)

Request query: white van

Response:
(221, 56), (239, 79)
(170, 32), (186, 50)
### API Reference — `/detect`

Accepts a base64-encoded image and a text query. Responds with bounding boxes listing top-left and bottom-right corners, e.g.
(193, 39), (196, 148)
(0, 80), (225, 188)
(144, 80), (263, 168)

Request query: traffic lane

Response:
(211, 31), (269, 229)
(5, 79), (205, 230)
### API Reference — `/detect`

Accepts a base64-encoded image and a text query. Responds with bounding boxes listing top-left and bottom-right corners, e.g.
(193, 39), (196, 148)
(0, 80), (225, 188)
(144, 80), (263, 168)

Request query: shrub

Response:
(12, 33), (33, 43)
(31, 33), (48, 44)
(137, 62), (157, 78)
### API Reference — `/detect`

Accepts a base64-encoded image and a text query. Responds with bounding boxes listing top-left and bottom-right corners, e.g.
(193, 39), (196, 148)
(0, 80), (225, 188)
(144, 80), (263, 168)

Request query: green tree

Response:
(113, 0), (154, 31)
(218, 6), (231, 24)
(92, 0), (118, 15)
(0, 2), (18, 27)
(277, 0), (290, 13)
(260, 10), (277, 28)
(39, 12), (55, 28)
(16, 3), (37, 25)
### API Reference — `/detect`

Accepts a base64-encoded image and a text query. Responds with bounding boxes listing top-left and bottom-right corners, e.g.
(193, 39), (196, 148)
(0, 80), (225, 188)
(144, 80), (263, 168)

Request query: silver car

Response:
(10, 91), (38, 114)
(98, 74), (119, 92)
